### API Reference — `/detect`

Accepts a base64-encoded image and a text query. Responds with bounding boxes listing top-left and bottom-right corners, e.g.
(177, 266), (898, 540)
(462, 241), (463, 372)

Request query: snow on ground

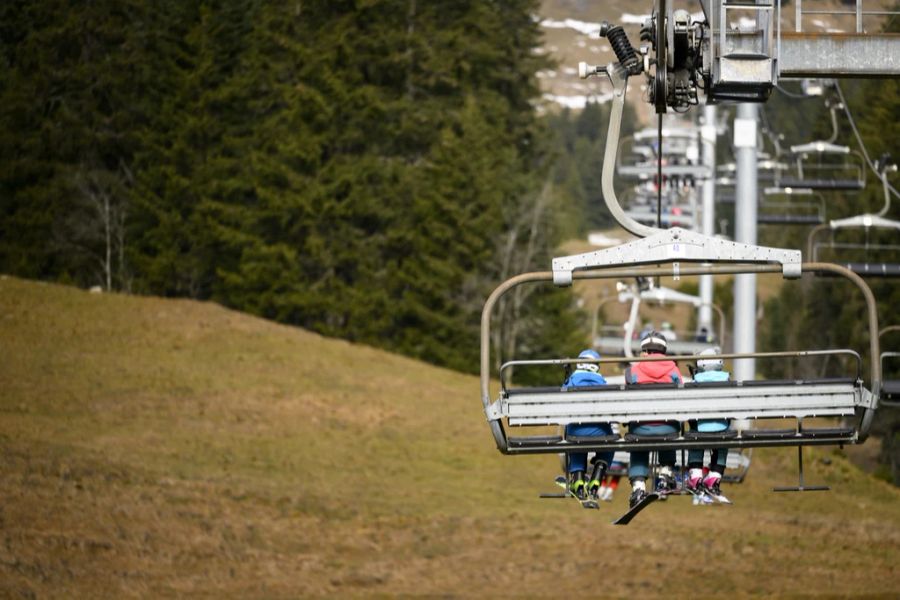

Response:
(542, 92), (615, 109)
(540, 18), (604, 35)
(620, 13), (650, 24)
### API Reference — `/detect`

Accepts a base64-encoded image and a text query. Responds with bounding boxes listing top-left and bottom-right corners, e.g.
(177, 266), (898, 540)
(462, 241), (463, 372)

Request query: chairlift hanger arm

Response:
(551, 227), (801, 286)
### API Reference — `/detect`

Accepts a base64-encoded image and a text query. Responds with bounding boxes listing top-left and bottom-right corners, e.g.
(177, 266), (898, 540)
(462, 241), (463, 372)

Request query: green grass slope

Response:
(1, 276), (898, 597)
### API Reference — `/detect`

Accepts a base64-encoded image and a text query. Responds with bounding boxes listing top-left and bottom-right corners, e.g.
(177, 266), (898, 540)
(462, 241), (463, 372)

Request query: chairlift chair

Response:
(622, 184), (696, 228)
(777, 142), (866, 191)
(879, 326), (900, 408)
(757, 187), (826, 226)
(808, 214), (900, 277)
(616, 280), (727, 351)
(879, 352), (900, 407)
(616, 129), (710, 182)
(716, 156), (788, 188)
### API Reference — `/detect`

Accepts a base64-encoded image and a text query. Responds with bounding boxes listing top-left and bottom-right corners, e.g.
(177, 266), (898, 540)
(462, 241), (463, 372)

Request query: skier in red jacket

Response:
(625, 331), (684, 508)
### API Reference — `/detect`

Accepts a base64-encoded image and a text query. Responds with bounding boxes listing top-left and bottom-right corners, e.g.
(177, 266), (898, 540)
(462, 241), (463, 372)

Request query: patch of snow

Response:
(562, 67), (577, 75)
(540, 18), (604, 36)
(542, 92), (615, 109)
(621, 13), (651, 25)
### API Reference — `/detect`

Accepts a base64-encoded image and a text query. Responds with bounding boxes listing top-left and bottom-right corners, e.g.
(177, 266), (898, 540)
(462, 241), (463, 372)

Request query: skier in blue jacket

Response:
(686, 347), (732, 503)
(563, 349), (614, 500)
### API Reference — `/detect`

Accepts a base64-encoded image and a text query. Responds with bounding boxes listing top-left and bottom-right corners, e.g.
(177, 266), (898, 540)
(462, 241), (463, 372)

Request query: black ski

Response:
(612, 492), (660, 525)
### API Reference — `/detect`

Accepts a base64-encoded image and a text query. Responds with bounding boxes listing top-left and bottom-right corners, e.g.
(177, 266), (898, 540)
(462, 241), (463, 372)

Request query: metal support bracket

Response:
(552, 227), (802, 285)
(858, 387), (878, 410)
(486, 400), (503, 421)
(773, 446), (830, 493)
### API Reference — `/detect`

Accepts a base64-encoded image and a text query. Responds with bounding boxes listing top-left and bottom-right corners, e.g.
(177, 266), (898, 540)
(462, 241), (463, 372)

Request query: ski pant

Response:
(565, 422), (614, 473)
(688, 418), (729, 471)
(628, 422), (678, 479)
(688, 448), (728, 470)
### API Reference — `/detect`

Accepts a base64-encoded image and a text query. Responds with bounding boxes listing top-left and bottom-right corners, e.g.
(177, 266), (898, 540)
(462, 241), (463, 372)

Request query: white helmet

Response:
(576, 349), (601, 373)
(640, 331), (667, 354)
(696, 347), (724, 372)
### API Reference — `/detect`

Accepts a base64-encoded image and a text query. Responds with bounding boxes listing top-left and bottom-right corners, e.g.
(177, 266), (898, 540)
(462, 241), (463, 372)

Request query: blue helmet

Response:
(576, 349), (601, 373)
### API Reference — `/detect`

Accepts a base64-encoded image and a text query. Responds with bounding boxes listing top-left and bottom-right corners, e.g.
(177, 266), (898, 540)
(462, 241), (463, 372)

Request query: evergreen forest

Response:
(0, 0), (584, 374)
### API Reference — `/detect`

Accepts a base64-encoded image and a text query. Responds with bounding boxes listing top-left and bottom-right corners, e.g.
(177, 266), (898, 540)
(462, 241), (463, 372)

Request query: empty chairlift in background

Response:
(758, 187), (826, 226)
(807, 164), (900, 277)
(808, 214), (900, 276)
(777, 141), (866, 191)
(621, 184), (696, 229)
(880, 326), (900, 408)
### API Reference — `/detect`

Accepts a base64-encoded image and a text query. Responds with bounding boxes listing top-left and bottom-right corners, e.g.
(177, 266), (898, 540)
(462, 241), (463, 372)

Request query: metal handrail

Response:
(498, 348), (862, 391)
(880, 325), (900, 338)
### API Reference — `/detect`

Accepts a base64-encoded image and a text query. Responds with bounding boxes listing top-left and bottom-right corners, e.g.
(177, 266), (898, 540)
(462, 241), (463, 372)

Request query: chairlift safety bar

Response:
(498, 349), (863, 392)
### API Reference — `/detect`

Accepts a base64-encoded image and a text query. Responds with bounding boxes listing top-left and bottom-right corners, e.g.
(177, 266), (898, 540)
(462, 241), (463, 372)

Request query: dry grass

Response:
(1, 275), (898, 598)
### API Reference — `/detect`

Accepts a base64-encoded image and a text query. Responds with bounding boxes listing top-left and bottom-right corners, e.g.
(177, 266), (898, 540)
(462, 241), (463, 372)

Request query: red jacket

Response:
(627, 358), (683, 426)
(627, 359), (683, 384)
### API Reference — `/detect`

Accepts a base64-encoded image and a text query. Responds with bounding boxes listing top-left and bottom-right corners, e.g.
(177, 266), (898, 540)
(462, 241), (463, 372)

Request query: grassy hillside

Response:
(1, 276), (898, 597)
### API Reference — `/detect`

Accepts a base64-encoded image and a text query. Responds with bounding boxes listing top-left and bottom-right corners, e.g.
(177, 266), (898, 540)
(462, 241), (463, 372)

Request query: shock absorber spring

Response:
(602, 23), (642, 75)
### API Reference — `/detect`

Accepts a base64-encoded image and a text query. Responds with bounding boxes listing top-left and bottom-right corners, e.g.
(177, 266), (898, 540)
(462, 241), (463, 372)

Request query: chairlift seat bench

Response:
(495, 377), (870, 453)
(777, 178), (864, 191)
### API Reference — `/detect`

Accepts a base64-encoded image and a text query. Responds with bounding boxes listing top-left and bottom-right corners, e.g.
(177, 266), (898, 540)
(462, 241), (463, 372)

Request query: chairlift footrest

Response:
(566, 433), (621, 444)
(798, 427), (855, 439)
(773, 485), (830, 492)
(508, 435), (563, 448)
(740, 428), (796, 440)
(624, 432), (681, 443)
(684, 430), (738, 441)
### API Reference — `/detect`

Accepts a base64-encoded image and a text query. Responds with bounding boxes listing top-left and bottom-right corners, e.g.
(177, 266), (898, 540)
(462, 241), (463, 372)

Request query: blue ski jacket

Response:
(564, 370), (608, 388)
(693, 370), (731, 431)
